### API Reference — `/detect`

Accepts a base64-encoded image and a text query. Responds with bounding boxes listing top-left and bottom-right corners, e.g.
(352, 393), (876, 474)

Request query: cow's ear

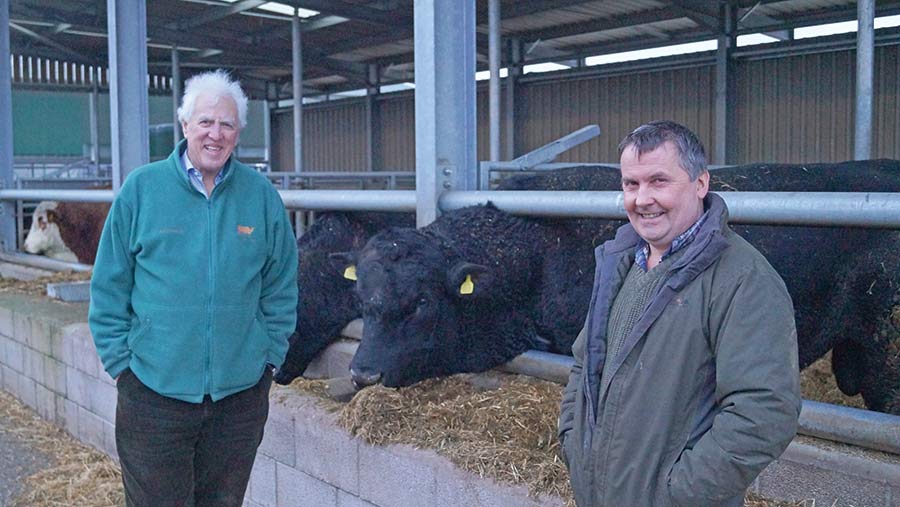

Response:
(447, 262), (491, 298)
(329, 252), (358, 281)
(46, 208), (59, 223)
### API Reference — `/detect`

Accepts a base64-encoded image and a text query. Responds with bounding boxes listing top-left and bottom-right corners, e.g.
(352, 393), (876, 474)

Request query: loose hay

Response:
(283, 377), (345, 413)
(0, 270), (92, 296)
(0, 390), (123, 507)
(335, 372), (573, 501)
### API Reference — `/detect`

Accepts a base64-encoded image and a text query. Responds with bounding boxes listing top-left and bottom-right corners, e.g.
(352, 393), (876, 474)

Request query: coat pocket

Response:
(127, 317), (152, 349)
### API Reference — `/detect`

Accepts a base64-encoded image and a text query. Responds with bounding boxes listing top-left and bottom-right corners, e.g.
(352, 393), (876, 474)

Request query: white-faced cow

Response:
(329, 160), (900, 415)
(23, 201), (110, 264)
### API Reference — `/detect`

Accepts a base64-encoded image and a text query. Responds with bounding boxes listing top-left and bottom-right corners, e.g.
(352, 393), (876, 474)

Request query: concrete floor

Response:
(0, 391), (53, 507)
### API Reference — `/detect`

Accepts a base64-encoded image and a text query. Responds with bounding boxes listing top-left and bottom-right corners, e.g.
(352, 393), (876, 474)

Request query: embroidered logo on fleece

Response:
(237, 225), (255, 235)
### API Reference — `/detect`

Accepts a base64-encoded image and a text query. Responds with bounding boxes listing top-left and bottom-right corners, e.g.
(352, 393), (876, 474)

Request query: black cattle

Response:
(274, 211), (414, 385)
(329, 167), (625, 388)
(331, 160), (900, 415)
(273, 169), (619, 386)
(711, 160), (900, 413)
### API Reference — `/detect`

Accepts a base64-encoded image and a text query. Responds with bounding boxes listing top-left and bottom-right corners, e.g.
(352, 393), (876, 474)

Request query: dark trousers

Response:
(115, 368), (272, 507)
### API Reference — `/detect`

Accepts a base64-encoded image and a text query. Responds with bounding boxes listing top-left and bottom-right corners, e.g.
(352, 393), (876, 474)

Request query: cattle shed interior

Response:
(3, 1), (900, 505)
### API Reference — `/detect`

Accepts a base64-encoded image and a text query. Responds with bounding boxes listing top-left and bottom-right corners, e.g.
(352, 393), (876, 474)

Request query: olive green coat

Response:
(559, 193), (801, 507)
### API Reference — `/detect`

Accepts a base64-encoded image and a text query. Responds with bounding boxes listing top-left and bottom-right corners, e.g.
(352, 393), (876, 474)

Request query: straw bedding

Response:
(0, 390), (123, 507)
(0, 270), (91, 296)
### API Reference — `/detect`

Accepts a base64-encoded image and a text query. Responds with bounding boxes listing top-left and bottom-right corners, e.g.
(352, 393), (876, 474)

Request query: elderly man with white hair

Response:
(89, 70), (298, 507)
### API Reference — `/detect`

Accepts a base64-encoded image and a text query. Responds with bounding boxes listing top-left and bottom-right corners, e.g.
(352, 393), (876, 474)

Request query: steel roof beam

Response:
(166, 0), (266, 31)
(516, 7), (686, 44)
(668, 0), (720, 31)
(9, 21), (95, 64)
(481, 0), (596, 20)
(279, 0), (407, 27)
(734, 2), (900, 35)
(312, 1), (604, 63)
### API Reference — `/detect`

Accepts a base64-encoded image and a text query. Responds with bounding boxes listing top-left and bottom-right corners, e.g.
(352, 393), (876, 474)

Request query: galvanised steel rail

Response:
(441, 190), (900, 228)
(279, 190), (417, 212)
(263, 171), (415, 190)
(4, 189), (900, 228)
(0, 251), (93, 272)
(0, 188), (115, 203)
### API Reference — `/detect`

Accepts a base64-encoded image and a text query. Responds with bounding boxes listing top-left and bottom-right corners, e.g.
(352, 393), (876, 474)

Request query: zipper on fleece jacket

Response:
(204, 196), (214, 395)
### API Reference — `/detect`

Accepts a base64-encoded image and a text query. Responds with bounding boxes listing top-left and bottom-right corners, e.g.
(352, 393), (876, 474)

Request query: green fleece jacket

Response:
(89, 141), (298, 402)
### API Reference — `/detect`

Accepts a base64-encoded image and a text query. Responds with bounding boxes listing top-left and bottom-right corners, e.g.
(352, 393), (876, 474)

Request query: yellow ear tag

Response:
(459, 274), (475, 295)
(343, 265), (357, 281)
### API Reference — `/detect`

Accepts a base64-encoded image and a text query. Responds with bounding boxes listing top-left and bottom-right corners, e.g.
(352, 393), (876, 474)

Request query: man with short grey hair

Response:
(558, 120), (800, 506)
(90, 70), (298, 506)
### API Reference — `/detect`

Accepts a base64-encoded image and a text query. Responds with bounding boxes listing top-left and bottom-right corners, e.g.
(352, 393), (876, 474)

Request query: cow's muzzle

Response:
(350, 368), (382, 389)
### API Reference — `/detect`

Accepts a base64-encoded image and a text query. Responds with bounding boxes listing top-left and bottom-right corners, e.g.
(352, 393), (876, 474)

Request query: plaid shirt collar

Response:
(634, 209), (709, 271)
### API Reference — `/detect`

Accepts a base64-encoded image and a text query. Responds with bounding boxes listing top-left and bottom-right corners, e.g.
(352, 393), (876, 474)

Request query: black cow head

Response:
(330, 228), (491, 388)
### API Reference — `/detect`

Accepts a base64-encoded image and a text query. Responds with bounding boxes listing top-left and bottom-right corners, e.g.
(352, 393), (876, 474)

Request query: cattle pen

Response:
(5, 0), (900, 505)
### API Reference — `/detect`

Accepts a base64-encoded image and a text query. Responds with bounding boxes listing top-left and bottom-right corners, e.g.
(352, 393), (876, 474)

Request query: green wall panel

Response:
(13, 89), (266, 162)
(12, 90), (89, 156)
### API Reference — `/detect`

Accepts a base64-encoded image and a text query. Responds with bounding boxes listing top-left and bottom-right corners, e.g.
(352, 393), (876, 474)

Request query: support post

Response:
(504, 38), (521, 161)
(107, 0), (149, 189)
(414, 0), (477, 227)
(713, 2), (737, 165)
(263, 98), (272, 170)
(488, 0), (501, 162)
(854, 0), (875, 160)
(292, 9), (303, 173)
(366, 64), (382, 172)
(89, 82), (100, 164)
(0, 0), (16, 251)
(172, 45), (182, 146)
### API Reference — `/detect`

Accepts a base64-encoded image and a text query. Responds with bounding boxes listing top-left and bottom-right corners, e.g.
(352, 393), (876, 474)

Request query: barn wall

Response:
(377, 93), (416, 171)
(272, 44), (900, 170)
(11, 90), (89, 157)
(518, 65), (717, 163)
(735, 45), (900, 163)
(271, 101), (369, 172)
(11, 45), (900, 169)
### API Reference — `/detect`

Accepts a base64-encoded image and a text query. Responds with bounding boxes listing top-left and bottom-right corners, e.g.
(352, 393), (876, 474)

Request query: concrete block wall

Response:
(244, 386), (566, 507)
(0, 298), (118, 460)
